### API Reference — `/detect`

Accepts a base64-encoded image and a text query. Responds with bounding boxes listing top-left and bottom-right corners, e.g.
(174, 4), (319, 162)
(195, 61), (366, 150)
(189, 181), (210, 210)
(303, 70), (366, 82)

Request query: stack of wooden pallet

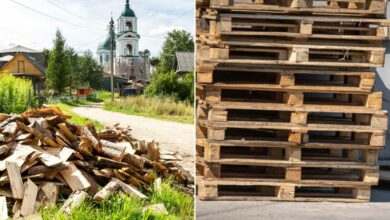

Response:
(196, 0), (390, 202)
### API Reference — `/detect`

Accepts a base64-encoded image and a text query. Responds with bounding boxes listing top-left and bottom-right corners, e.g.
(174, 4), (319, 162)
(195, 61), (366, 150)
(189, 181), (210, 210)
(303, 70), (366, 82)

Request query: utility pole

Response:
(109, 17), (115, 102)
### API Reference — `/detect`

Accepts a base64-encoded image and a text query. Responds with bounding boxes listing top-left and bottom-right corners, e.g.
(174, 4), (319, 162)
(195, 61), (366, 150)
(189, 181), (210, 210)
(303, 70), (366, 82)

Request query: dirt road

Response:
(72, 104), (194, 174)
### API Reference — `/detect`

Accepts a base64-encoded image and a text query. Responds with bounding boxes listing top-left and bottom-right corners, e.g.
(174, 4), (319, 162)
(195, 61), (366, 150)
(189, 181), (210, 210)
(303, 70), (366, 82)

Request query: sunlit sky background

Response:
(0, 0), (194, 56)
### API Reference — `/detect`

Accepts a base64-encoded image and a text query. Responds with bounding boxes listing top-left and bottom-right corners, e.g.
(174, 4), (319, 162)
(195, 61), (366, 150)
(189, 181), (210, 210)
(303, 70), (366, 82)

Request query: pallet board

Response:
(209, 0), (388, 17)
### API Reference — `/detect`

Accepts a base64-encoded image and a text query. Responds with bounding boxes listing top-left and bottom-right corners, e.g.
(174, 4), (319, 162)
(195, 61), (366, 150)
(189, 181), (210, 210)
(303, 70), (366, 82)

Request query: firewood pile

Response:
(0, 107), (193, 218)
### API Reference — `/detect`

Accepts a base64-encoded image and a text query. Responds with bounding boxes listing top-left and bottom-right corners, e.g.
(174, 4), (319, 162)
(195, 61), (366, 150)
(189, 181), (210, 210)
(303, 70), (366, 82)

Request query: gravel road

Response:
(71, 104), (195, 174)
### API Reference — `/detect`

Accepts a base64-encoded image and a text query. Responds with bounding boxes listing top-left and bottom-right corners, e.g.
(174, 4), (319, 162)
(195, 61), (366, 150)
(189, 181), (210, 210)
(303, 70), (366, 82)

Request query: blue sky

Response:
(0, 0), (194, 56)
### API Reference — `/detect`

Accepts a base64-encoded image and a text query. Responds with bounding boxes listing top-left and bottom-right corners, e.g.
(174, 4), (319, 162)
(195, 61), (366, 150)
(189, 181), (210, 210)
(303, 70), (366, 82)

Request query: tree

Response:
(46, 29), (71, 94)
(77, 50), (104, 89)
(150, 56), (160, 67)
(159, 29), (194, 72)
(66, 47), (79, 94)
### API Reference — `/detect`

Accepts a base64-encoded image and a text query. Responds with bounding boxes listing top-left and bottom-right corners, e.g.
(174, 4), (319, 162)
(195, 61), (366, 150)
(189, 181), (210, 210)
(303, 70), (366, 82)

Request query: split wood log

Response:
(96, 156), (129, 169)
(21, 179), (39, 217)
(59, 147), (74, 162)
(40, 182), (58, 205)
(6, 161), (24, 199)
(111, 178), (147, 199)
(59, 162), (91, 191)
(82, 127), (102, 153)
(27, 165), (68, 176)
(80, 171), (100, 194)
(100, 140), (127, 161)
(0, 196), (7, 220)
(123, 153), (146, 169)
(0, 144), (9, 156)
(77, 137), (94, 157)
(58, 123), (78, 142)
(93, 180), (121, 201)
(0, 144), (37, 172)
(60, 191), (88, 215)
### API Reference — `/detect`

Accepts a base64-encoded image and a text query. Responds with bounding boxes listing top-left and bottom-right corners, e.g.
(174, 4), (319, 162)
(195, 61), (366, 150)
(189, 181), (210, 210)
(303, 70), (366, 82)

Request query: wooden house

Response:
(0, 46), (46, 94)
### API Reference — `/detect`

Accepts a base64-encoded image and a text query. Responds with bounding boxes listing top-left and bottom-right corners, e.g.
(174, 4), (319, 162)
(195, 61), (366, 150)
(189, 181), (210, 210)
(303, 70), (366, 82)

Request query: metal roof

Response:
(175, 52), (194, 73)
(0, 45), (40, 53)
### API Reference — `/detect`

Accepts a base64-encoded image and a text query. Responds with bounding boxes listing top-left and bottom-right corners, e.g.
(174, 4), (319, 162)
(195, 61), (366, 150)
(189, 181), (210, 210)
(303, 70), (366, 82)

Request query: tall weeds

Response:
(0, 74), (34, 114)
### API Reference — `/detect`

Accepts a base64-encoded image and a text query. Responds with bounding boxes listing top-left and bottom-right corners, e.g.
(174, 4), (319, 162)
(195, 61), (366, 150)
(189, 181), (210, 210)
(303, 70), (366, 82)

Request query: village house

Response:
(0, 45), (46, 94)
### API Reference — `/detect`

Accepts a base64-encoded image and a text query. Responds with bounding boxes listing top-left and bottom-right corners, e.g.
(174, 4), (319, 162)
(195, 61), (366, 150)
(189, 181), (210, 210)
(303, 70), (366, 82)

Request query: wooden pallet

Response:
(198, 177), (373, 202)
(217, 14), (390, 41)
(203, 40), (386, 67)
(197, 64), (377, 90)
(197, 122), (386, 146)
(199, 86), (383, 110)
(209, 0), (387, 17)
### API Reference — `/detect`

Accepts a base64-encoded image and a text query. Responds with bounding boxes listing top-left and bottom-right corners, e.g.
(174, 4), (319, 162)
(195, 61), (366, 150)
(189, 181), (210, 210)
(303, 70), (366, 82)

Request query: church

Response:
(97, 0), (150, 82)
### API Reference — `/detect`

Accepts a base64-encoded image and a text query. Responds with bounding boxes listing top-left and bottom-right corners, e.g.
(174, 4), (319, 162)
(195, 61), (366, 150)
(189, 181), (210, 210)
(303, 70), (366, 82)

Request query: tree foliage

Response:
(76, 50), (104, 89)
(46, 29), (71, 94)
(159, 29), (194, 72)
(145, 70), (194, 103)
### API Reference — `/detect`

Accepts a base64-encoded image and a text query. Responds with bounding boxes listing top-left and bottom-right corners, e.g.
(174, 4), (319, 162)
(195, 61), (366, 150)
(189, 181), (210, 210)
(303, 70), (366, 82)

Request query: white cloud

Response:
(0, 0), (194, 56)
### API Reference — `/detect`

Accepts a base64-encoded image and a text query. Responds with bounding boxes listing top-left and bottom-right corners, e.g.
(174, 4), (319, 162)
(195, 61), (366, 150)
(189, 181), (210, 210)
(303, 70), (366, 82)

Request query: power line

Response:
(45, 0), (104, 26)
(164, 8), (194, 27)
(8, 0), (103, 30)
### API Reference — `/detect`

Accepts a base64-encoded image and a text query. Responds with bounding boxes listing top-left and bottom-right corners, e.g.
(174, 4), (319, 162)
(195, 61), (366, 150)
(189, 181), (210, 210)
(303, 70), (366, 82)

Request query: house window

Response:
(100, 55), (103, 64)
(17, 61), (25, 73)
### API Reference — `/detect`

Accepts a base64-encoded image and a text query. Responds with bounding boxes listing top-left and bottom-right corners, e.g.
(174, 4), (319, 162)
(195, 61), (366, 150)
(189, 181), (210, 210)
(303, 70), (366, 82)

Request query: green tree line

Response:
(46, 29), (103, 94)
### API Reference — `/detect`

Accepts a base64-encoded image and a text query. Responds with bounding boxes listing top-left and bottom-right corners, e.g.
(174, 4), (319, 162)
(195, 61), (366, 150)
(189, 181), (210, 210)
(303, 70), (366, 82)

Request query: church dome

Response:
(97, 34), (116, 51)
(121, 0), (136, 17)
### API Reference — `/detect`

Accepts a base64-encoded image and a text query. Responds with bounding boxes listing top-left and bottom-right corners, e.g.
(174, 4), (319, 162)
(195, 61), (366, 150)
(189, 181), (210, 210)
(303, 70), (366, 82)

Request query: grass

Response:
(52, 103), (104, 131)
(40, 181), (194, 220)
(103, 96), (194, 124)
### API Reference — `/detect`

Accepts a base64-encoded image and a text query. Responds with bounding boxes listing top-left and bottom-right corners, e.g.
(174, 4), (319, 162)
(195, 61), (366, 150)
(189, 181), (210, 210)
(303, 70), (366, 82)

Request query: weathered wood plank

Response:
(0, 196), (7, 220)
(6, 161), (24, 199)
(60, 162), (91, 191)
(21, 179), (39, 217)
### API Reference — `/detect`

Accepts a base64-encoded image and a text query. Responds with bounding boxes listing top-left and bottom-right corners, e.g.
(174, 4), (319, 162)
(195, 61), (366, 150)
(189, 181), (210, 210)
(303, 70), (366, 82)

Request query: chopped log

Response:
(40, 182), (58, 205)
(0, 113), (10, 122)
(122, 153), (145, 169)
(100, 140), (127, 161)
(58, 123), (78, 142)
(59, 147), (74, 162)
(60, 191), (88, 215)
(93, 180), (121, 201)
(80, 171), (100, 194)
(96, 156), (129, 169)
(82, 126), (102, 152)
(77, 137), (94, 157)
(21, 179), (39, 217)
(15, 133), (32, 141)
(2, 122), (18, 134)
(6, 161), (24, 199)
(60, 162), (91, 191)
(0, 145), (9, 156)
(0, 144), (37, 172)
(111, 178), (147, 199)
(93, 168), (114, 179)
(31, 146), (63, 168)
(0, 196), (7, 220)
(27, 165), (68, 176)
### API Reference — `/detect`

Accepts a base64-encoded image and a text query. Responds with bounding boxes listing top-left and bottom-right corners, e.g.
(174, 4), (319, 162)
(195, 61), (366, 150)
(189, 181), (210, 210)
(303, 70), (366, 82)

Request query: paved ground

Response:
(71, 103), (194, 174)
(197, 182), (390, 220)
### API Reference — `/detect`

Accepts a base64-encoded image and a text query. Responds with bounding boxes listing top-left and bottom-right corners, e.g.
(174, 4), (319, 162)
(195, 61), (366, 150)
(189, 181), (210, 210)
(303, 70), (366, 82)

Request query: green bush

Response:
(145, 71), (194, 103)
(0, 74), (35, 114)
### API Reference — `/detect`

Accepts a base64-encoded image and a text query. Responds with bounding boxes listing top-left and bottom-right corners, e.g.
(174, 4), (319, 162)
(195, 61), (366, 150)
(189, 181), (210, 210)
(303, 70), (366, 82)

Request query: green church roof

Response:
(97, 33), (116, 51)
(121, 0), (136, 17)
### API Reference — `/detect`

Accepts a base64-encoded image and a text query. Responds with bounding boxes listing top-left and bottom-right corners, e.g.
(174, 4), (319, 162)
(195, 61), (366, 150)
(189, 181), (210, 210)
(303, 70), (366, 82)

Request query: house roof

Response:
(0, 45), (40, 53)
(1, 53), (45, 77)
(175, 52), (194, 73)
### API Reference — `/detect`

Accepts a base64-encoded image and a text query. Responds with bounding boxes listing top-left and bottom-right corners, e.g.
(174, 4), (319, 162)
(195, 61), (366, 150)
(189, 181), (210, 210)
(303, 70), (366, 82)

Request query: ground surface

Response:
(71, 103), (195, 175)
(196, 182), (390, 220)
